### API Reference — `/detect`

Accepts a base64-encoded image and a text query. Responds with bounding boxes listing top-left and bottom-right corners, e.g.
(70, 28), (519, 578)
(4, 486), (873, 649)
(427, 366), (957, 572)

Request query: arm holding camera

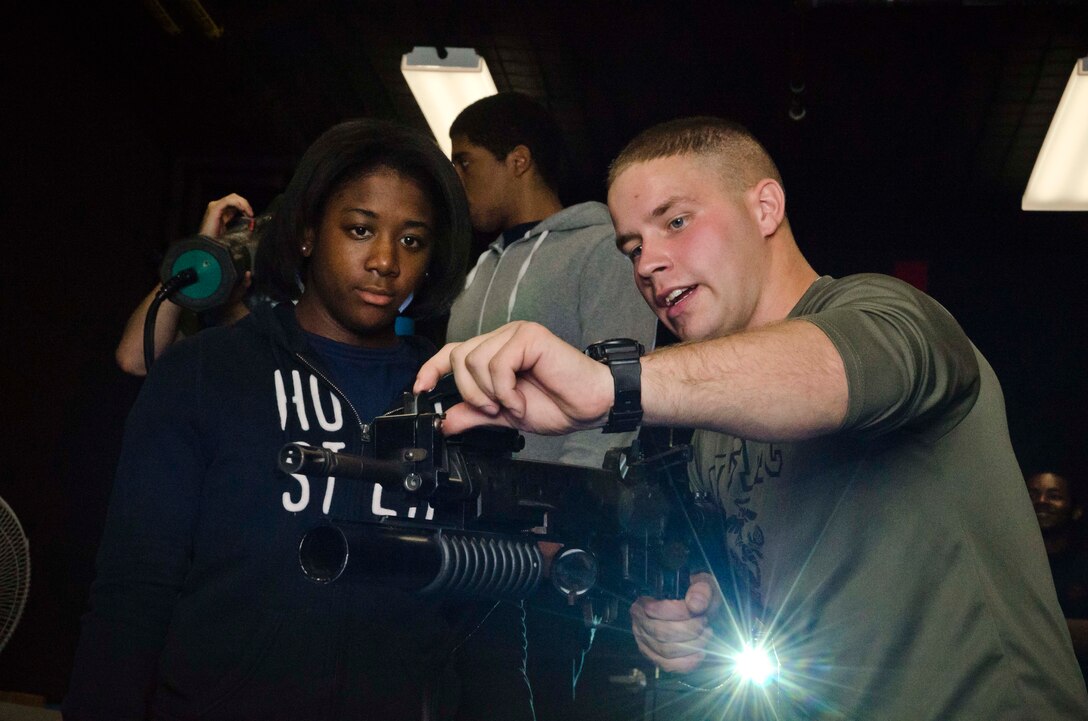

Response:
(115, 194), (254, 376)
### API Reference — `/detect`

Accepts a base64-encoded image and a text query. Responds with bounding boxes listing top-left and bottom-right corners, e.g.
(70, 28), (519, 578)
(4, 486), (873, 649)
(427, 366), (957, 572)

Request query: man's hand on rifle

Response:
(414, 321), (614, 437)
(630, 572), (722, 673)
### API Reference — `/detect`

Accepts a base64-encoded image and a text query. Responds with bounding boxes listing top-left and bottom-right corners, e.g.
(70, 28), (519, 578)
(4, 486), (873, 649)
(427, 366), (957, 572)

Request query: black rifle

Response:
(277, 375), (723, 626)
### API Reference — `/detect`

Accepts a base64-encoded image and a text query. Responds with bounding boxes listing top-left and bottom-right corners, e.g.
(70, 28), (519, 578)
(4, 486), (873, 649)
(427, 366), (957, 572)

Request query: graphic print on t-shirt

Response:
(706, 437), (781, 610)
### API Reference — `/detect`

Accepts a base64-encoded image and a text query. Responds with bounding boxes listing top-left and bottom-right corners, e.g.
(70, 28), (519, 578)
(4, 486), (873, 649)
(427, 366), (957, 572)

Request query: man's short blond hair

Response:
(607, 116), (783, 196)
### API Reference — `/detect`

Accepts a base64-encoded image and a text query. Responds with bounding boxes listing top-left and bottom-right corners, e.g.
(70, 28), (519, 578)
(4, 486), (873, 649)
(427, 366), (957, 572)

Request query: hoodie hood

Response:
(481, 201), (613, 256)
(530, 200), (611, 234)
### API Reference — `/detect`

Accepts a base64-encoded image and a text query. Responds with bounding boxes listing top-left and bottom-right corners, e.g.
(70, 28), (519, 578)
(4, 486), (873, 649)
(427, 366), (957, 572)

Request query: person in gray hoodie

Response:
(447, 92), (658, 469)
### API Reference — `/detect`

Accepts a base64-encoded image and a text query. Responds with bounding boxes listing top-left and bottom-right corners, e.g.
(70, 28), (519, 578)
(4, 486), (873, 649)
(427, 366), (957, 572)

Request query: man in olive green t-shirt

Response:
(416, 116), (1088, 720)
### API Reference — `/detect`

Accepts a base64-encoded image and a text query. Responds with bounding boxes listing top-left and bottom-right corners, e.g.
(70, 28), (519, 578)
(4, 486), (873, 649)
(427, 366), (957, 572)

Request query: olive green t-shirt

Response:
(693, 274), (1088, 720)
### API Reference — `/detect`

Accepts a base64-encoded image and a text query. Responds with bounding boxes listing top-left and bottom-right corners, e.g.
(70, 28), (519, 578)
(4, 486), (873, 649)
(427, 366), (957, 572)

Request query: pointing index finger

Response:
(414, 342), (458, 394)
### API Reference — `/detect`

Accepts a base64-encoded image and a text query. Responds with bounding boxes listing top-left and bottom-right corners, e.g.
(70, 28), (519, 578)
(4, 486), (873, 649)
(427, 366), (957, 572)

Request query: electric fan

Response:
(0, 496), (30, 654)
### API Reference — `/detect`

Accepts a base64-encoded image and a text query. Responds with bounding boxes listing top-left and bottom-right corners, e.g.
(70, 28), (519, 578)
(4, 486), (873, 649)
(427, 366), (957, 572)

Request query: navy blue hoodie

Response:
(64, 302), (484, 720)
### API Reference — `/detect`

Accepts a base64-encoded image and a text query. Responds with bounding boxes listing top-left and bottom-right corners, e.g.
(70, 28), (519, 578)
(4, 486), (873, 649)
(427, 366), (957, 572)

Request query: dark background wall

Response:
(1, 0), (1087, 705)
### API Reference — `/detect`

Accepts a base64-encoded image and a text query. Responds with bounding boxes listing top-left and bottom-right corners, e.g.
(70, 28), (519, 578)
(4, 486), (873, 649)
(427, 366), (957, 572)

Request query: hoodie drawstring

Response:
(473, 227), (545, 335)
(506, 229), (549, 324)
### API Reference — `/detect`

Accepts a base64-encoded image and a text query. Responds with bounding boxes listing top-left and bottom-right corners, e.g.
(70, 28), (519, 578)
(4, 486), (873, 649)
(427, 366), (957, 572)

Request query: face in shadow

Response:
(1026, 472), (1082, 533)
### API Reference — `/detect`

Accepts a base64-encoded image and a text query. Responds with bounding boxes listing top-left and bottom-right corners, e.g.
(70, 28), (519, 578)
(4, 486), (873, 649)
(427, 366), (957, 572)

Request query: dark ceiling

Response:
(39, 0), (1088, 206)
(13, 0), (1082, 285)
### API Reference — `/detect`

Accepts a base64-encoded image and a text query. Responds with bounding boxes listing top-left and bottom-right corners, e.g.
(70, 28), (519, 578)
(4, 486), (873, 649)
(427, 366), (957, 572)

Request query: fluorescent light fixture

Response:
(1023, 57), (1088, 211)
(401, 47), (498, 158)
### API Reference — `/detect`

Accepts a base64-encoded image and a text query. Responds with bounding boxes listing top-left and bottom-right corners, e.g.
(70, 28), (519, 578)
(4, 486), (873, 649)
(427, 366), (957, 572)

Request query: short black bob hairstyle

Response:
(255, 119), (471, 320)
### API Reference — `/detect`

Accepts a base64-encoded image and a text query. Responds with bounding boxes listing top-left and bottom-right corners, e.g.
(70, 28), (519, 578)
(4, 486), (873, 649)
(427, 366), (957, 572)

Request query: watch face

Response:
(586, 338), (644, 362)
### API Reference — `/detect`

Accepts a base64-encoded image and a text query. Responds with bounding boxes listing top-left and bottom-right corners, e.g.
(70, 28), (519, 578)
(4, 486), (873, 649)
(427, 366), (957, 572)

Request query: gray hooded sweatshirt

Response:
(446, 201), (658, 468)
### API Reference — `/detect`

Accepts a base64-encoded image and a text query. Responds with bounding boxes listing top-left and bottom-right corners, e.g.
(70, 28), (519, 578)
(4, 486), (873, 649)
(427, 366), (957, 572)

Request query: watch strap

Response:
(585, 339), (644, 433)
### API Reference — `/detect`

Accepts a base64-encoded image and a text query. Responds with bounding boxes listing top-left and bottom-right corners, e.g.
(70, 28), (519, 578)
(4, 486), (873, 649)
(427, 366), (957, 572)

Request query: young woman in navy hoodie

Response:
(62, 120), (511, 720)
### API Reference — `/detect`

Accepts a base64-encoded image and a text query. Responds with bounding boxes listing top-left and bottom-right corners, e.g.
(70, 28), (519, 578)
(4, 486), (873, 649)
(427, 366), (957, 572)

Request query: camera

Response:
(158, 209), (273, 312)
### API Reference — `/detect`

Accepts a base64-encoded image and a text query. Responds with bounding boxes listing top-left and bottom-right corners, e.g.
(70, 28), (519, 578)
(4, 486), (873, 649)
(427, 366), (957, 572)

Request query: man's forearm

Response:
(641, 319), (848, 441)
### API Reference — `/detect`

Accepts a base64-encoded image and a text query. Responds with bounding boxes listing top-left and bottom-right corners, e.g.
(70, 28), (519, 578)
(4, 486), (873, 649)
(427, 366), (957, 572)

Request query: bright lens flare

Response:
(733, 643), (776, 686)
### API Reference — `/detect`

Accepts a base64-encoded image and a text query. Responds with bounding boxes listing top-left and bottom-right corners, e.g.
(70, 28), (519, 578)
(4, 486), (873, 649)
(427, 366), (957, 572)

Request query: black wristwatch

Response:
(585, 338), (645, 433)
